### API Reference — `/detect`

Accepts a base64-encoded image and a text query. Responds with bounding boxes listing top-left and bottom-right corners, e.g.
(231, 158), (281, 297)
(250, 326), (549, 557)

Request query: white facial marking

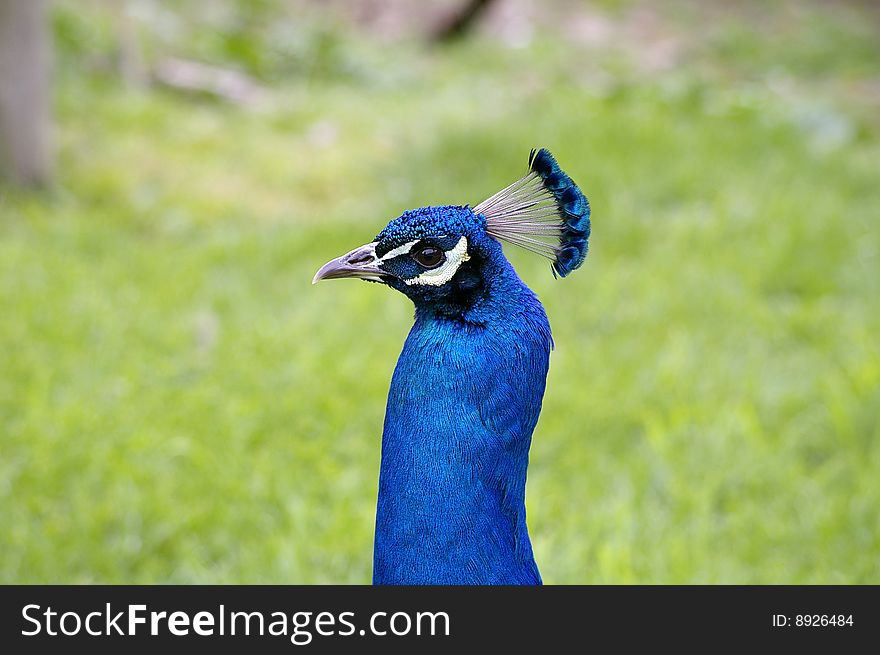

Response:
(405, 236), (470, 287)
(378, 240), (420, 263)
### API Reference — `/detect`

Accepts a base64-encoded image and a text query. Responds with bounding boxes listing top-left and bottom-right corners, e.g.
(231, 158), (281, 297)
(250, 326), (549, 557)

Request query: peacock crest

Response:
(475, 148), (591, 278)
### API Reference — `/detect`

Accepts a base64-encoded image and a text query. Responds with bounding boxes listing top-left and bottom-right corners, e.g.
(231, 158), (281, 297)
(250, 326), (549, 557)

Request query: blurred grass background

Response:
(1, 0), (879, 583)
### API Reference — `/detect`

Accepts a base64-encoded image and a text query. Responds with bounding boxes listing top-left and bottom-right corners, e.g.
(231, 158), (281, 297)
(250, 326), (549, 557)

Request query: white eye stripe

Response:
(377, 240), (420, 263)
(404, 236), (470, 287)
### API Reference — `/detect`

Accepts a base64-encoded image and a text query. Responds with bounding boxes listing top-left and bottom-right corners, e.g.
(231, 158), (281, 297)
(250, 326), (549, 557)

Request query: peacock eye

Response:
(411, 245), (445, 269)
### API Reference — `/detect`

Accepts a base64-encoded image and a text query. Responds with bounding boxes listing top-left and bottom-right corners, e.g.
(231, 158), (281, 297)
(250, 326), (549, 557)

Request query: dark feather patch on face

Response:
(376, 235), (467, 282)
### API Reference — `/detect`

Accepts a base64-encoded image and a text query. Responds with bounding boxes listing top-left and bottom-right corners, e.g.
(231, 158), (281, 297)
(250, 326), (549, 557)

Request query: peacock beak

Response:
(312, 242), (389, 284)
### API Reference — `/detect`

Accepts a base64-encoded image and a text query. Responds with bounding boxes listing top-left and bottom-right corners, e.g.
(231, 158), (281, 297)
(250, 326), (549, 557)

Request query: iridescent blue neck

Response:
(373, 251), (550, 585)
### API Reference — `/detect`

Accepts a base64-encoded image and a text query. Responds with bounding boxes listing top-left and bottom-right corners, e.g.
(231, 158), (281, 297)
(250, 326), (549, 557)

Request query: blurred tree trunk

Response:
(0, 0), (53, 187)
(109, 0), (146, 89)
(432, 0), (497, 42)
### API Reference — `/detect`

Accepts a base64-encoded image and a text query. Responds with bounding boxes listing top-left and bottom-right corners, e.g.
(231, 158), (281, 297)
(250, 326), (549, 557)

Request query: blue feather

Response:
(374, 231), (548, 584)
(528, 148), (591, 277)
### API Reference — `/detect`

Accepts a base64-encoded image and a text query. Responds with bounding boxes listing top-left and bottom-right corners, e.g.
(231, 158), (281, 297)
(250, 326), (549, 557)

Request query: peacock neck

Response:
(373, 261), (551, 584)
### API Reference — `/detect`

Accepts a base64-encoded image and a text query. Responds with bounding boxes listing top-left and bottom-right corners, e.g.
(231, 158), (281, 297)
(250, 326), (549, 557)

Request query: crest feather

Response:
(474, 148), (591, 277)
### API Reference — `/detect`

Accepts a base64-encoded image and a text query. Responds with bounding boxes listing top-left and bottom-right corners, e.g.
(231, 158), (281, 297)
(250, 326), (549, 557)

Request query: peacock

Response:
(313, 148), (590, 585)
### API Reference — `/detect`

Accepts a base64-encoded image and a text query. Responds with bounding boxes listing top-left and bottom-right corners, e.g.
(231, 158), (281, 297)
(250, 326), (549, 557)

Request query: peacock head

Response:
(312, 148), (591, 311)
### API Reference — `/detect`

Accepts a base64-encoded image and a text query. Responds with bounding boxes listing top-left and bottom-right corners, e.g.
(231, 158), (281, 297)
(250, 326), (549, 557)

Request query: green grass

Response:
(1, 1), (879, 583)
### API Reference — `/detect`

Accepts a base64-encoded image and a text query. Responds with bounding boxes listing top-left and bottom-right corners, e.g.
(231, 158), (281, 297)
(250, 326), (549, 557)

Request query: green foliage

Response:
(1, 1), (878, 583)
(51, 0), (365, 83)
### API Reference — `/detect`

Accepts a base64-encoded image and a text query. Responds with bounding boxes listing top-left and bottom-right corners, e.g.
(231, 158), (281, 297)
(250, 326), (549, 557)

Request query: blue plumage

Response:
(527, 148), (591, 277)
(375, 214), (548, 584)
(313, 149), (590, 585)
